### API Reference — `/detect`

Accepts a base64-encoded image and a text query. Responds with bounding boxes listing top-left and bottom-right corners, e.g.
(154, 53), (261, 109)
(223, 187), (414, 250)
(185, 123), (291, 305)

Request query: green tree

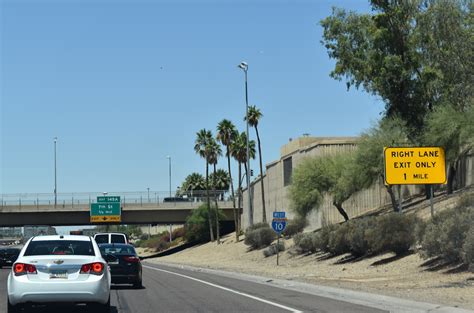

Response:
(416, 0), (473, 112)
(210, 169), (230, 200)
(207, 137), (223, 244)
(194, 129), (215, 241)
(423, 104), (474, 193)
(217, 119), (239, 239)
(180, 173), (206, 199)
(353, 117), (411, 211)
(231, 131), (256, 227)
(185, 204), (225, 243)
(245, 105), (267, 222)
(288, 153), (356, 221)
(321, 1), (429, 136)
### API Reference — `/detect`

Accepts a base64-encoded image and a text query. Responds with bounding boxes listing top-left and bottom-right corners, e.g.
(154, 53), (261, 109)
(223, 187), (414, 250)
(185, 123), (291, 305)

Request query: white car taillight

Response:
(14, 263), (37, 276)
(80, 262), (104, 275)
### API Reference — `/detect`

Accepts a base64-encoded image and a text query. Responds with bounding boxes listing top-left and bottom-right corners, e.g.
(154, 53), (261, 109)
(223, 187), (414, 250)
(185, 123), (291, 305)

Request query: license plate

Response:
(108, 260), (119, 265)
(50, 271), (68, 279)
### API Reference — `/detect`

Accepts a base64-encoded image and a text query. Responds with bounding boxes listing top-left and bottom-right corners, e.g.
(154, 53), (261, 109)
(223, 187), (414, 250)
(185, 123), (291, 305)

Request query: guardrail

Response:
(0, 190), (235, 209)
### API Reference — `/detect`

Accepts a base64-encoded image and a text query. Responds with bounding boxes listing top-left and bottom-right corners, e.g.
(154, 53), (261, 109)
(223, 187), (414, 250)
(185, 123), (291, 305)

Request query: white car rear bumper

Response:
(7, 273), (110, 305)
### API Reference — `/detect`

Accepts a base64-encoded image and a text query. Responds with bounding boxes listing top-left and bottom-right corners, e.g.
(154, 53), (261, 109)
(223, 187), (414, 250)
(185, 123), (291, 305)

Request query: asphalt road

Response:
(0, 262), (386, 313)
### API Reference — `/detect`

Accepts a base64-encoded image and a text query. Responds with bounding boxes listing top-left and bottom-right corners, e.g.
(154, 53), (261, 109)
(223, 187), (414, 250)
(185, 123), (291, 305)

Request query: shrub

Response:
(246, 222), (269, 233)
(366, 213), (416, 255)
(184, 204), (225, 242)
(293, 232), (318, 253)
(172, 227), (186, 239)
(421, 207), (473, 262)
(283, 217), (307, 238)
(419, 222), (442, 259)
(314, 224), (338, 253)
(263, 242), (285, 257)
(245, 224), (276, 249)
(462, 228), (474, 272)
(457, 193), (474, 210)
(328, 223), (351, 255)
(347, 217), (376, 256)
(437, 209), (473, 262)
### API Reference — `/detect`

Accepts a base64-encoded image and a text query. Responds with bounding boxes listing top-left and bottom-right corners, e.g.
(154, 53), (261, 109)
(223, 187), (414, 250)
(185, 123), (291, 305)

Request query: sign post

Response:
(90, 196), (121, 223)
(384, 147), (446, 217)
(271, 211), (287, 266)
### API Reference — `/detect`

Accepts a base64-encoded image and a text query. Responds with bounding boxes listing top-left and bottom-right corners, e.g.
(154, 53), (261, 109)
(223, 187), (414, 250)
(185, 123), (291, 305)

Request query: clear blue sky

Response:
(1, 0), (383, 195)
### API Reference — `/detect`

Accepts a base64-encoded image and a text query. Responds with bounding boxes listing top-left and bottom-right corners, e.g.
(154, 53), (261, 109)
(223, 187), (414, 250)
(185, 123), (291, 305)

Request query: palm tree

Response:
(245, 105), (267, 222)
(207, 138), (222, 244)
(180, 173), (205, 200)
(231, 131), (256, 229)
(194, 129), (214, 242)
(209, 169), (230, 200)
(217, 119), (239, 239)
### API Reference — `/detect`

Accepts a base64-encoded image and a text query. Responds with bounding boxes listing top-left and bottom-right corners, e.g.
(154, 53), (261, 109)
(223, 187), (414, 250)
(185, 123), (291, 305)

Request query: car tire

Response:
(134, 271), (143, 289)
(91, 296), (110, 313)
(7, 298), (19, 313)
(133, 278), (143, 289)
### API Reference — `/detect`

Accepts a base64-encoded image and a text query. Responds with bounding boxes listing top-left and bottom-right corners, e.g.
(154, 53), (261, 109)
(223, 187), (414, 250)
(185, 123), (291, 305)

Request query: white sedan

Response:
(7, 235), (111, 312)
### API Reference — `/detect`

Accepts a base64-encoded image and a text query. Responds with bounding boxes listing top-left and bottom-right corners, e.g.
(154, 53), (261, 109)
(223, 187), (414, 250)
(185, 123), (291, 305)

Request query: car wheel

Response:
(134, 272), (143, 289)
(90, 296), (110, 313)
(7, 298), (19, 313)
(134, 278), (143, 289)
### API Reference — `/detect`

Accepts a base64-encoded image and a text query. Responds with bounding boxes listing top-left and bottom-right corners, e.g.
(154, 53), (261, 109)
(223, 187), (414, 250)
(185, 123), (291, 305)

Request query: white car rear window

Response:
(24, 240), (95, 256)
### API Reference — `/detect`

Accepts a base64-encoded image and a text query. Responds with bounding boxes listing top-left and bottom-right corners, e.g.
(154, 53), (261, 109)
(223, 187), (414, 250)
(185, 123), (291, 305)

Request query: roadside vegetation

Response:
(135, 227), (186, 253)
(289, 195), (474, 272)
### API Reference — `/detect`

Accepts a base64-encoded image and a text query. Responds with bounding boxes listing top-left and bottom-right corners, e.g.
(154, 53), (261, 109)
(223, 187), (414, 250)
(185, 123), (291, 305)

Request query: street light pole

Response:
(167, 156), (172, 198)
(238, 61), (253, 226)
(147, 187), (150, 203)
(54, 137), (58, 208)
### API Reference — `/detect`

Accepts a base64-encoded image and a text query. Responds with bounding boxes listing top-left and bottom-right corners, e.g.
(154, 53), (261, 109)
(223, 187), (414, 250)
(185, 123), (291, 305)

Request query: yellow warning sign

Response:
(384, 147), (446, 185)
(90, 215), (121, 223)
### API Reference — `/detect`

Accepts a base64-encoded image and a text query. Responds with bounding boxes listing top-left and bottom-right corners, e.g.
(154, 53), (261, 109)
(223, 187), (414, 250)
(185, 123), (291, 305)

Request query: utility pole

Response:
(54, 137), (58, 208)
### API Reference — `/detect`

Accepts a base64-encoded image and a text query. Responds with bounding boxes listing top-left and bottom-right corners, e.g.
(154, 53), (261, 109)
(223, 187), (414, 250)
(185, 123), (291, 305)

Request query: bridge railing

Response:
(1, 190), (237, 209)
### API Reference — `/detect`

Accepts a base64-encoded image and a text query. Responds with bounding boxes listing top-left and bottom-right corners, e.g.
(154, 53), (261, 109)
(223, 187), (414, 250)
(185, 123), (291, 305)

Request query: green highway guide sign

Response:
(97, 196), (121, 203)
(90, 196), (121, 223)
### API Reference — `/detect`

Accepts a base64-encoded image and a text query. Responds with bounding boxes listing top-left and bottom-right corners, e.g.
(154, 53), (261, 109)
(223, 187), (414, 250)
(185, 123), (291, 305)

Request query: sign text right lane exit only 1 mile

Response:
(384, 147), (446, 185)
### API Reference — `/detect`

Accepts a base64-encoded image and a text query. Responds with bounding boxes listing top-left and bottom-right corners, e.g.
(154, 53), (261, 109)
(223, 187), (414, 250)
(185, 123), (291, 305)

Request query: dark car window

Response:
(99, 245), (136, 256)
(94, 234), (109, 244)
(111, 234), (126, 243)
(24, 240), (95, 256)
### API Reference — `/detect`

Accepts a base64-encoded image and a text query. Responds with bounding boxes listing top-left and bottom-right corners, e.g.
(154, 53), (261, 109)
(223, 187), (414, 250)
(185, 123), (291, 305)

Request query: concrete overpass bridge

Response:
(0, 191), (239, 227)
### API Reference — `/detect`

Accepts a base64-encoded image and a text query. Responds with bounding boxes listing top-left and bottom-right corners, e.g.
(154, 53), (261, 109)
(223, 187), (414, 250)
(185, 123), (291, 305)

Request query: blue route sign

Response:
(273, 211), (286, 219)
(272, 211), (287, 234)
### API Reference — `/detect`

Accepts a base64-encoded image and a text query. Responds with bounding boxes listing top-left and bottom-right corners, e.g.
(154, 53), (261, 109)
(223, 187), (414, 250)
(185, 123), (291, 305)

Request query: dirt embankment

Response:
(146, 190), (474, 310)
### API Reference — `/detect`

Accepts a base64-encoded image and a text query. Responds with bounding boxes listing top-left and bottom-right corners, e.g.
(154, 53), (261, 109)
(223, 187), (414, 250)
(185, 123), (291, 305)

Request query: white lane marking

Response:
(143, 265), (303, 313)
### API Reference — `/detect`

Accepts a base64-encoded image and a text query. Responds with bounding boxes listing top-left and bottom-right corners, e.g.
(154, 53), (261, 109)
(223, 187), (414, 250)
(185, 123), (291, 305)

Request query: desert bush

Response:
(245, 224), (276, 250)
(462, 228), (474, 272)
(421, 207), (473, 262)
(314, 224), (337, 253)
(457, 193), (474, 210)
(328, 223), (351, 255)
(263, 241), (285, 257)
(437, 209), (473, 262)
(293, 232), (318, 253)
(366, 213), (416, 255)
(283, 217), (307, 238)
(419, 222), (442, 259)
(246, 222), (269, 233)
(172, 227), (186, 239)
(347, 217), (376, 256)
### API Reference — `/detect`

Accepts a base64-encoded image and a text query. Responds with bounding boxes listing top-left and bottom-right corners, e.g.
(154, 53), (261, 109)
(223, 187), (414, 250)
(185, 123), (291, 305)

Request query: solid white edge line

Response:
(142, 265), (303, 313)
